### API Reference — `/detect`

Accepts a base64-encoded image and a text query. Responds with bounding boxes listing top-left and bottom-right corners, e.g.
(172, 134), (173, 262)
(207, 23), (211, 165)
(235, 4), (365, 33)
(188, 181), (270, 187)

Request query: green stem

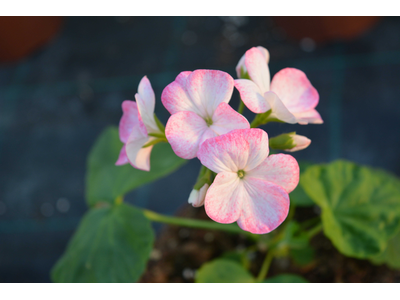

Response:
(256, 250), (275, 282)
(306, 222), (323, 239)
(238, 99), (245, 114)
(142, 137), (168, 148)
(142, 209), (256, 238)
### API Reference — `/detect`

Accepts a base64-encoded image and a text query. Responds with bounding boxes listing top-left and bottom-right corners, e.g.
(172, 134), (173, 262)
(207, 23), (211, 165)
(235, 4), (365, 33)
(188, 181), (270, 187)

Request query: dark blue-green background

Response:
(1, 17), (399, 282)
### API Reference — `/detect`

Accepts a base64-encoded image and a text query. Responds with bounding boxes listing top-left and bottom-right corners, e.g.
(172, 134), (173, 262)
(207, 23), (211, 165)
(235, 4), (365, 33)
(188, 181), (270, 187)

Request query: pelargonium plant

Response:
(52, 46), (400, 283)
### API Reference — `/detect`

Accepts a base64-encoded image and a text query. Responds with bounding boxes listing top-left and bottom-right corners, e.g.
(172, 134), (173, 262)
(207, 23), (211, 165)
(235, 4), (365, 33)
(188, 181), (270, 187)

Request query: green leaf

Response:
(86, 126), (186, 206)
(263, 274), (309, 283)
(290, 161), (314, 207)
(290, 245), (315, 266)
(370, 229), (400, 269)
(220, 251), (251, 270)
(51, 203), (154, 282)
(195, 259), (254, 283)
(301, 160), (400, 258)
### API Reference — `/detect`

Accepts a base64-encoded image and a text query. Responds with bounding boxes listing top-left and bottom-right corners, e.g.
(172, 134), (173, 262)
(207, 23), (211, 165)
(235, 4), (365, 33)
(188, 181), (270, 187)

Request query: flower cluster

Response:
(116, 46), (323, 234)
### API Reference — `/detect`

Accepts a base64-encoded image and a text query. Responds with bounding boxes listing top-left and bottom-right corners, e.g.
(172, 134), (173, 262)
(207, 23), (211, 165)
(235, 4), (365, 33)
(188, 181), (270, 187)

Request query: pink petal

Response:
(270, 68), (319, 113)
(264, 91), (297, 124)
(118, 100), (139, 143)
(246, 153), (299, 193)
(210, 102), (250, 135)
(137, 76), (155, 113)
(126, 135), (153, 171)
(204, 172), (244, 224)
(234, 79), (270, 113)
(293, 108), (324, 125)
(244, 47), (270, 94)
(241, 128), (270, 171)
(161, 72), (199, 115)
(237, 178), (290, 234)
(125, 121), (152, 171)
(197, 128), (269, 173)
(165, 111), (210, 159)
(135, 93), (159, 133)
(236, 46), (269, 78)
(136, 76), (159, 133)
(175, 71), (192, 86)
(285, 135), (311, 152)
(115, 145), (129, 166)
(186, 69), (234, 118)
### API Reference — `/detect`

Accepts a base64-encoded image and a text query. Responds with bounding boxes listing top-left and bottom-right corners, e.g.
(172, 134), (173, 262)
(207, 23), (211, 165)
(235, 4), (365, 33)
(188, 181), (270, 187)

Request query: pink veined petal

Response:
(119, 100), (139, 143)
(270, 68), (319, 113)
(285, 135), (311, 152)
(245, 47), (270, 94)
(197, 128), (269, 174)
(175, 71), (192, 86)
(165, 111), (209, 159)
(264, 91), (297, 124)
(246, 153), (299, 193)
(241, 128), (270, 171)
(126, 131), (153, 171)
(236, 46), (270, 78)
(210, 102), (250, 135)
(186, 69), (234, 119)
(293, 108), (323, 125)
(234, 79), (270, 113)
(161, 73), (200, 115)
(237, 178), (290, 234)
(137, 76), (155, 114)
(197, 129), (250, 173)
(256, 46), (270, 64)
(198, 127), (218, 148)
(115, 144), (129, 166)
(204, 172), (244, 224)
(135, 93), (159, 133)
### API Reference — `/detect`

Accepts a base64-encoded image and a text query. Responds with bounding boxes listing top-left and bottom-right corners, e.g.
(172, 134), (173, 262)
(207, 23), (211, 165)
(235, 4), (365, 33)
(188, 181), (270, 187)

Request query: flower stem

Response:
(306, 222), (323, 239)
(238, 99), (245, 114)
(142, 208), (257, 238)
(256, 249), (275, 282)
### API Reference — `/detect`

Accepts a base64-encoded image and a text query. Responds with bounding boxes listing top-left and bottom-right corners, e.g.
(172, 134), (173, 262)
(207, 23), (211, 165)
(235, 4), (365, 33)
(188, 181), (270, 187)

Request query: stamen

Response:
(237, 170), (245, 179)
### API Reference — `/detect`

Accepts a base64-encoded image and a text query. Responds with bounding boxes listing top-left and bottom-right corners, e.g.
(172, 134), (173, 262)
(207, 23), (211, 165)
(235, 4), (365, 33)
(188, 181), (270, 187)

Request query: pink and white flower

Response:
(197, 128), (299, 234)
(234, 47), (323, 125)
(116, 76), (162, 171)
(162, 69), (250, 159)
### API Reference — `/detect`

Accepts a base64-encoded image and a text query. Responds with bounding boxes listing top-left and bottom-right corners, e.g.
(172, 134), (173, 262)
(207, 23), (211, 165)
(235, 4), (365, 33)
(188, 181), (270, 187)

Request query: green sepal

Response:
(154, 113), (165, 133)
(269, 132), (296, 150)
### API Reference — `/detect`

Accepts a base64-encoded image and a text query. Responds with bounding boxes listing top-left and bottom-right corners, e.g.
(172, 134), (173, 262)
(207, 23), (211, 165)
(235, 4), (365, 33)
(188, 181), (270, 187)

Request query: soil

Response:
(139, 205), (400, 283)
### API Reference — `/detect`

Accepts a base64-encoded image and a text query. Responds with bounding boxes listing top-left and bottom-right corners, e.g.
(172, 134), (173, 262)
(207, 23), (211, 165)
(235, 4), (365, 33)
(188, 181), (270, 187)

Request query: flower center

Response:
(237, 170), (245, 179)
(204, 117), (213, 126)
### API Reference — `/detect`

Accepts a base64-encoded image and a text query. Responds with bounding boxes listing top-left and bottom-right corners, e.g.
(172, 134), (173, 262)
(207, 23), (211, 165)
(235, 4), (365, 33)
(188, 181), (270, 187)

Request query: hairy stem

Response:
(142, 209), (256, 238)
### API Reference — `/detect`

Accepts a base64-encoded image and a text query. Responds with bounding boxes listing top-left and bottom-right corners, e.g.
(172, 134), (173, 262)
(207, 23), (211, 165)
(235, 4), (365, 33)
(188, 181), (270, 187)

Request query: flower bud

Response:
(286, 134), (311, 152)
(269, 132), (311, 152)
(235, 46), (270, 79)
(188, 183), (209, 208)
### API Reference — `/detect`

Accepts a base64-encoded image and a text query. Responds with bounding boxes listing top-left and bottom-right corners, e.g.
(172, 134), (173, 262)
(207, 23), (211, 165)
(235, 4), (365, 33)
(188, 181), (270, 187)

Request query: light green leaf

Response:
(86, 126), (186, 206)
(301, 160), (400, 258)
(51, 203), (154, 283)
(290, 161), (314, 207)
(371, 230), (400, 269)
(195, 259), (254, 283)
(263, 274), (309, 283)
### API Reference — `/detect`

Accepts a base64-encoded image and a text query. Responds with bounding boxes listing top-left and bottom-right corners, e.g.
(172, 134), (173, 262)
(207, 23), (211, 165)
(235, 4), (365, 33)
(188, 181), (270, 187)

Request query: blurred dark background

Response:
(0, 16), (399, 282)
